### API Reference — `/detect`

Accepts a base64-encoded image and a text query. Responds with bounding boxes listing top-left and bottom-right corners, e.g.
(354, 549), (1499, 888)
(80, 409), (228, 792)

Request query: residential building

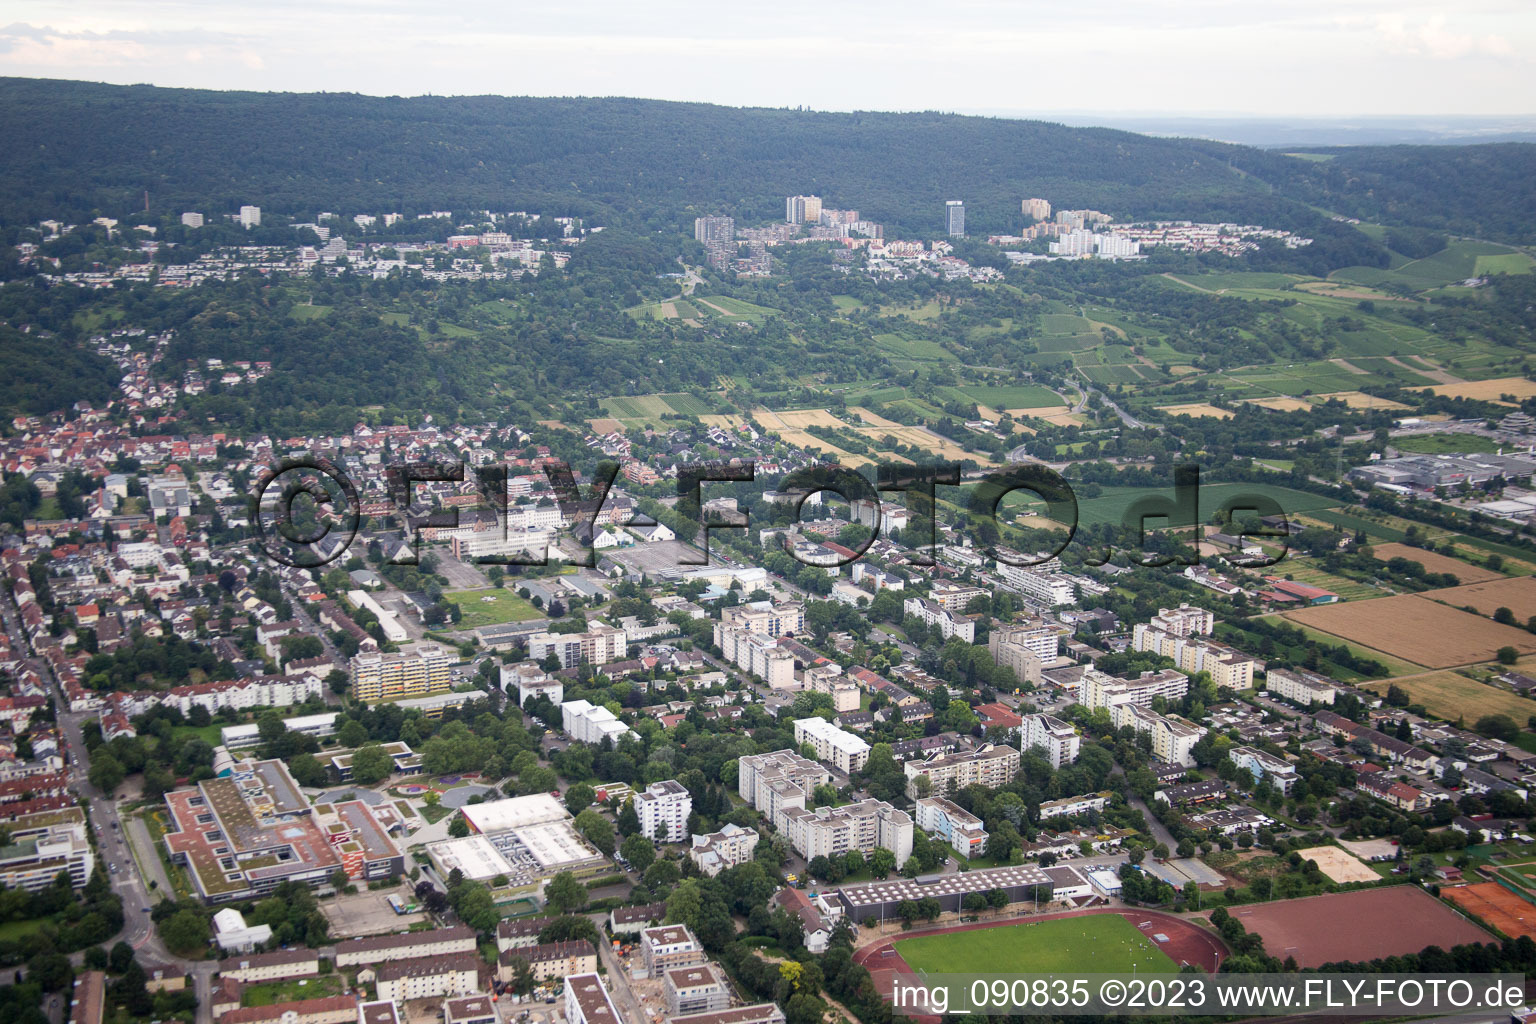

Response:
(239, 206), (261, 228)
(1021, 713), (1079, 769)
(794, 717), (871, 773)
(529, 623), (626, 669)
(0, 818), (94, 891)
(929, 582), (987, 612)
(370, 955), (479, 1003)
(904, 744), (1019, 799)
(1264, 667), (1337, 706)
(219, 949), (320, 983)
(902, 596), (975, 642)
(688, 822), (759, 876)
(779, 798), (912, 867)
(565, 975), (622, 1024)
(1082, 667), (1189, 711)
(1149, 604), (1214, 636)
(638, 924), (707, 977)
(664, 964), (732, 1016)
(560, 699), (632, 745)
(914, 796), (987, 859)
(785, 196), (823, 225)
(671, 1007), (785, 1024)
(1037, 792), (1110, 820)
(694, 217), (734, 244)
(803, 664), (860, 713)
(334, 926), (478, 967)
(1229, 746), (1299, 795)
(1109, 705), (1206, 767)
(349, 643), (453, 704)
(634, 780), (691, 842)
(503, 940), (597, 982)
(443, 996), (497, 1024)
(217, 997), (357, 1024)
(945, 200), (965, 237)
(737, 749), (829, 821)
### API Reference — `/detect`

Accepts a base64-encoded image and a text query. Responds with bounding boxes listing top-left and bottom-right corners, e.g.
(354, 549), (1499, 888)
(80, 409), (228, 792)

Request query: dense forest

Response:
(2, 77), (1531, 243)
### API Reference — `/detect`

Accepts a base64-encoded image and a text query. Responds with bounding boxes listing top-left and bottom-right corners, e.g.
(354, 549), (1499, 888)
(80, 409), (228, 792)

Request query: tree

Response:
(620, 833), (656, 873)
(1495, 606), (1517, 625)
(27, 952), (72, 992)
(289, 753), (329, 788)
(574, 808), (616, 856)
(349, 743), (393, 785)
(88, 753), (125, 795)
(1498, 646), (1520, 665)
(447, 814), (470, 839)
(158, 909), (211, 955)
(336, 718), (369, 747)
(1475, 715), (1520, 742)
(617, 799), (641, 837)
(545, 871), (586, 913)
(565, 783), (596, 816)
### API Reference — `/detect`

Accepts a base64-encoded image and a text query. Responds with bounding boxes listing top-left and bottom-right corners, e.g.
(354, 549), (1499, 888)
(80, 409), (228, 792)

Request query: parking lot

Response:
(322, 886), (428, 938)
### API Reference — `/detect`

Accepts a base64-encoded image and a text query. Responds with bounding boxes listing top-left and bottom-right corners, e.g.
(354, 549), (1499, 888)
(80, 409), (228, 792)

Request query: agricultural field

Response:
(446, 588), (544, 628)
(1363, 671), (1536, 723)
(599, 392), (720, 425)
(1074, 482), (1340, 530)
(1287, 594), (1536, 669)
(1421, 575), (1536, 620)
(894, 915), (1176, 975)
(1157, 403), (1234, 419)
(1410, 377), (1536, 404)
(1369, 543), (1505, 584)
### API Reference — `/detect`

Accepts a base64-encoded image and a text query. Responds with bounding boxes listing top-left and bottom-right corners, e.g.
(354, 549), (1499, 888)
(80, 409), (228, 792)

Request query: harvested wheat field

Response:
(848, 406), (902, 428)
(1245, 397), (1312, 412)
(1370, 542), (1504, 584)
(698, 414), (744, 429)
(1292, 846), (1381, 884)
(1422, 575), (1536, 621)
(1312, 391), (1412, 411)
(587, 418), (626, 434)
(1157, 403), (1235, 419)
(773, 408), (848, 429)
(1410, 377), (1536, 403)
(1009, 405), (1069, 419)
(1286, 594), (1536, 668)
(1363, 671), (1536, 723)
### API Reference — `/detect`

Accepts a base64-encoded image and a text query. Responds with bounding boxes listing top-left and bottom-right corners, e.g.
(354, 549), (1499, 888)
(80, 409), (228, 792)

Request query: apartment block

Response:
(1149, 604), (1214, 636)
(779, 798), (912, 868)
(794, 717), (871, 774)
(1021, 713), (1079, 769)
(902, 596), (975, 642)
(737, 749), (829, 822)
(528, 623), (626, 669)
(1037, 792), (1110, 820)
(1082, 667), (1189, 710)
(718, 602), (805, 637)
(1264, 667), (1337, 706)
(688, 822), (759, 876)
(803, 664), (859, 712)
(370, 955), (479, 1003)
(995, 561), (1078, 606)
(639, 924), (707, 976)
(565, 975), (622, 1024)
(218, 949), (320, 983)
(334, 926), (478, 967)
(1109, 704), (1206, 767)
(634, 780), (691, 842)
(716, 626), (794, 688)
(560, 699), (632, 745)
(0, 818), (94, 891)
(349, 643), (453, 703)
(1131, 625), (1256, 690)
(1229, 746), (1299, 795)
(502, 939), (597, 982)
(665, 964), (732, 1016)
(914, 796), (988, 859)
(928, 582), (987, 612)
(904, 743), (1019, 799)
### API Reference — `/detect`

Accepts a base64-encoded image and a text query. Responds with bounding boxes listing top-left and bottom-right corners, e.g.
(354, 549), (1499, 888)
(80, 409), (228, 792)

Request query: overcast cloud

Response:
(0, 0), (1531, 117)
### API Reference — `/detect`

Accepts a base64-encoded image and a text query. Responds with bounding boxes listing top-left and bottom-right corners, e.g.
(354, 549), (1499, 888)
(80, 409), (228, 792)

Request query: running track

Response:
(853, 907), (1227, 1013)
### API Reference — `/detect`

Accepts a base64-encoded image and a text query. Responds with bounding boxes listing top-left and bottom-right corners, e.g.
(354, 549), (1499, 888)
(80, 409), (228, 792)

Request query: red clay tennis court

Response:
(1231, 886), (1494, 967)
(1444, 882), (1536, 940)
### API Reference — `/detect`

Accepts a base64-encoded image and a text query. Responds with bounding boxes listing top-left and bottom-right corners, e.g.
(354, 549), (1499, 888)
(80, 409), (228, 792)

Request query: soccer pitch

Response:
(894, 916), (1177, 975)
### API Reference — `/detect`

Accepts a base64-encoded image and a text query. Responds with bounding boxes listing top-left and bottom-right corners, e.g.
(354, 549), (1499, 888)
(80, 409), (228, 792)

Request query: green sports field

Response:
(894, 916), (1177, 975)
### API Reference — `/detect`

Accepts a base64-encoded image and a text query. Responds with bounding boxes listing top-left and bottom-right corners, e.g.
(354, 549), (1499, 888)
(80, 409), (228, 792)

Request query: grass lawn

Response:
(242, 976), (343, 1007)
(0, 918), (51, 941)
(896, 916), (1177, 975)
(171, 722), (227, 746)
(446, 588), (543, 628)
(1390, 433), (1501, 455)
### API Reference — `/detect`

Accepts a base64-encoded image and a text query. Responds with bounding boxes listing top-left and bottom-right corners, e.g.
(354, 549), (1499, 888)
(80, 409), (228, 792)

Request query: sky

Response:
(1, 0), (1532, 118)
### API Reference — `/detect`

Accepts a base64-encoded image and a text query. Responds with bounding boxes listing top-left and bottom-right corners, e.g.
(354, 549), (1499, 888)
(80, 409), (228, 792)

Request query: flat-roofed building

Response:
(443, 995), (497, 1024)
(349, 643), (453, 704)
(358, 1001), (400, 1024)
(1230, 746), (1299, 795)
(1037, 792), (1111, 820)
(915, 796), (988, 859)
(639, 924), (707, 977)
(1264, 667), (1337, 706)
(560, 699), (632, 746)
(0, 818), (94, 891)
(793, 717), (870, 774)
(1108, 705), (1206, 768)
(664, 963), (732, 1016)
(634, 780), (691, 842)
(904, 744), (1019, 799)
(902, 596), (975, 642)
(565, 974), (622, 1024)
(1021, 714), (1079, 769)
(671, 1007), (785, 1024)
(835, 863), (1052, 923)
(1082, 667), (1189, 711)
(737, 749), (829, 822)
(779, 798), (912, 868)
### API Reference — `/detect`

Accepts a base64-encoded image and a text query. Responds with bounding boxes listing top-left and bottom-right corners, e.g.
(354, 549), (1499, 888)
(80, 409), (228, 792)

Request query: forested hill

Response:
(2, 78), (1532, 243)
(0, 78), (1314, 237)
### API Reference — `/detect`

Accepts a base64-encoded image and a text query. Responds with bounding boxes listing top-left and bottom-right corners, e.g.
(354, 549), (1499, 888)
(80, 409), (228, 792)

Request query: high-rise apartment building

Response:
(785, 196), (823, 224)
(945, 200), (965, 237)
(1022, 198), (1051, 222)
(239, 205), (261, 229)
(693, 216), (734, 244)
(350, 643), (454, 703)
